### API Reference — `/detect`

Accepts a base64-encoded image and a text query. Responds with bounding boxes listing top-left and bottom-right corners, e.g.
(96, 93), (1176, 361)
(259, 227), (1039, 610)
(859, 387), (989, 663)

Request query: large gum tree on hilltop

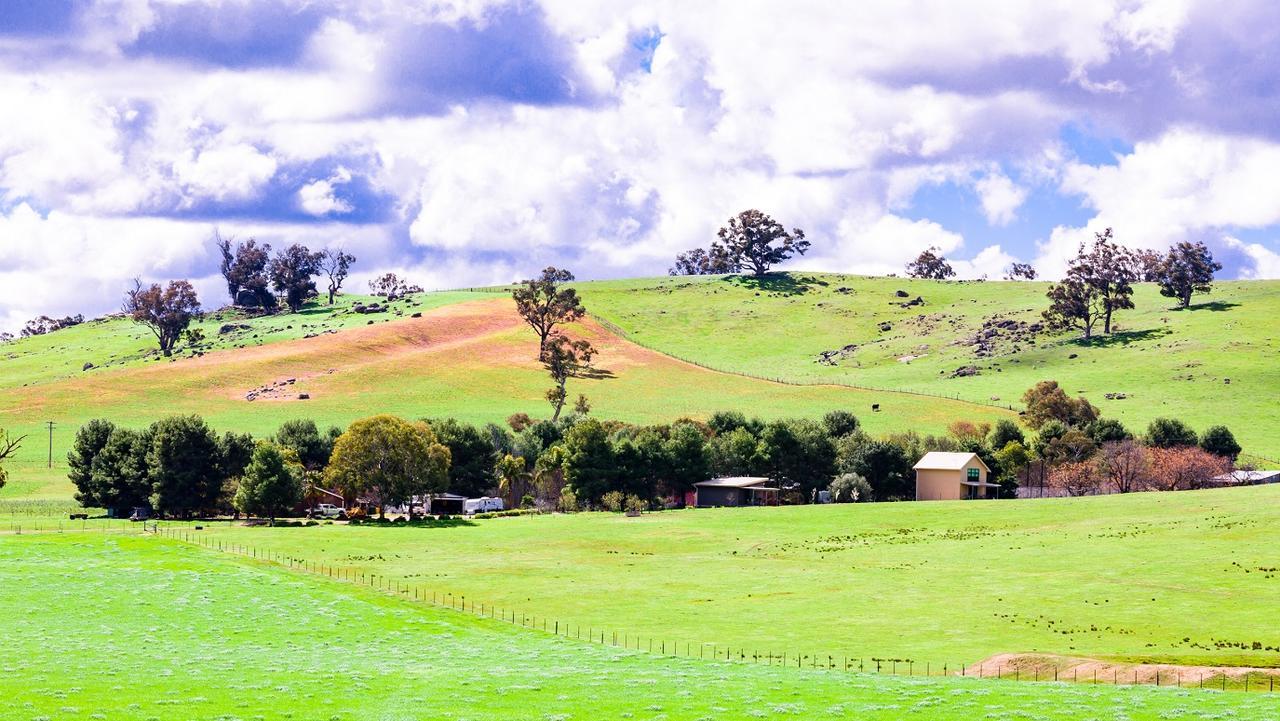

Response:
(512, 267), (586, 355)
(714, 209), (809, 276)
(669, 210), (808, 277)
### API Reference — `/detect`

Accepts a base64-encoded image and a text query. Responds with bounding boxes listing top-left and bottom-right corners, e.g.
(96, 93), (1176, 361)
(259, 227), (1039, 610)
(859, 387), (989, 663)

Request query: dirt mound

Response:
(966, 652), (1280, 686)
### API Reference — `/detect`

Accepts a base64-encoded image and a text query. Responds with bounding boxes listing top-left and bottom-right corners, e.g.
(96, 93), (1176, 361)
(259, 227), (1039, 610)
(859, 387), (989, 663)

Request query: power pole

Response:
(46, 420), (54, 468)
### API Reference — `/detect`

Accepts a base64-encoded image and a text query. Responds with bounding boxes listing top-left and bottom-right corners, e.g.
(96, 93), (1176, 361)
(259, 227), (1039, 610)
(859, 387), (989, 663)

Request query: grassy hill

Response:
(0, 293), (1008, 501)
(5, 532), (1278, 720)
(188, 483), (1280, 668)
(579, 274), (1280, 462)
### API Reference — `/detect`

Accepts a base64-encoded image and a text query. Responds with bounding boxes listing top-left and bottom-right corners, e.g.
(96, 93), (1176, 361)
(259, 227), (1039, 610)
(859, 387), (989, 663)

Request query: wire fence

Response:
(126, 524), (1275, 694)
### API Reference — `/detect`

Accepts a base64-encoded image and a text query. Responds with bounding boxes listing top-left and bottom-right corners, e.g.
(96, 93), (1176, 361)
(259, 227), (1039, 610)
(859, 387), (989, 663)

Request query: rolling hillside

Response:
(580, 273), (1280, 462)
(0, 292), (1009, 501)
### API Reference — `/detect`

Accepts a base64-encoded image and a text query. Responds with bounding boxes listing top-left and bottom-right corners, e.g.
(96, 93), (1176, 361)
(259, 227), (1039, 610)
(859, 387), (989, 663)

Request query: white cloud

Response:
(1225, 236), (1280, 279)
(811, 213), (965, 276)
(974, 171), (1028, 226)
(173, 141), (278, 202)
(298, 167), (354, 216)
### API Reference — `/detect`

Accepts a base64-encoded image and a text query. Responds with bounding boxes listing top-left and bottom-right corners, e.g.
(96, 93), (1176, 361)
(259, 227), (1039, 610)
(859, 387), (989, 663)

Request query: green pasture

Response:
(3, 533), (1277, 720)
(175, 484), (1280, 668)
(579, 273), (1280, 461)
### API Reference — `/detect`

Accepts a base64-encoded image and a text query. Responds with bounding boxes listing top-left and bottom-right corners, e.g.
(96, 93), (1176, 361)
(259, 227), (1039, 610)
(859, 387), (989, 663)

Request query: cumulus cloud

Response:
(298, 167), (355, 216)
(974, 171), (1029, 226)
(811, 213), (966, 277)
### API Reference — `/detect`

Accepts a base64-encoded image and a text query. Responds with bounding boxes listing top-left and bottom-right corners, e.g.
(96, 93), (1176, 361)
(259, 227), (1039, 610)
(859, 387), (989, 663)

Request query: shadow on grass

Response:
(723, 272), (827, 296)
(1073, 327), (1172, 348)
(1177, 301), (1241, 312)
(575, 366), (617, 381)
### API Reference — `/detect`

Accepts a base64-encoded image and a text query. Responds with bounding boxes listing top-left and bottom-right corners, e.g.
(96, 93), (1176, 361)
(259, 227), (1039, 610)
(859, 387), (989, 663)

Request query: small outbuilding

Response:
(693, 477), (778, 508)
(1205, 470), (1280, 487)
(428, 493), (468, 515)
(913, 452), (997, 501)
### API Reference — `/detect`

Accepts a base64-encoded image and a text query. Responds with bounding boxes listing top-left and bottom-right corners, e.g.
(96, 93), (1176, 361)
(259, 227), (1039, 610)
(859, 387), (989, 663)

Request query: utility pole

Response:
(46, 420), (54, 468)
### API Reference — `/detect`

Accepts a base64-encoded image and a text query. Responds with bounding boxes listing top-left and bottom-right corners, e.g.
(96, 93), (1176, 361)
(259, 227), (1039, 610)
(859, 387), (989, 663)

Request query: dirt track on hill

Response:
(966, 652), (1280, 685)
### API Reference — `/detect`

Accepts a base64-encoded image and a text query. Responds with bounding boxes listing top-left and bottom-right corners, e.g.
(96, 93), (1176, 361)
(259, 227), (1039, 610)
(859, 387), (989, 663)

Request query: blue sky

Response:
(1, 0), (1279, 331)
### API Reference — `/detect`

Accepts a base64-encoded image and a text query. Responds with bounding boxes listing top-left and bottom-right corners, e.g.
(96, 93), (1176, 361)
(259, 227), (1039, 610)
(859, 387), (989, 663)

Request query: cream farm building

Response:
(913, 452), (998, 501)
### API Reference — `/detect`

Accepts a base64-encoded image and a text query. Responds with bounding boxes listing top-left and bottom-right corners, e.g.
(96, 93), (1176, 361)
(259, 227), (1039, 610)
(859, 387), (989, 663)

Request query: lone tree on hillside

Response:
(512, 267), (586, 356)
(325, 415), (450, 520)
(0, 428), (25, 492)
(233, 442), (303, 525)
(668, 210), (807, 277)
(1003, 262), (1037, 280)
(715, 209), (809, 276)
(542, 332), (597, 422)
(269, 244), (324, 312)
(1043, 229), (1138, 338)
(905, 247), (956, 280)
(1155, 241), (1222, 308)
(1084, 229), (1137, 334)
(215, 232), (275, 308)
(319, 249), (356, 304)
(124, 279), (200, 356)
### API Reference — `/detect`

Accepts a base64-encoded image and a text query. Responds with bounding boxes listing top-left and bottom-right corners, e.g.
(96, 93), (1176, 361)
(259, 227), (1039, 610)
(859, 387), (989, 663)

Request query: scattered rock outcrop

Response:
(961, 316), (1044, 358)
(817, 344), (858, 366)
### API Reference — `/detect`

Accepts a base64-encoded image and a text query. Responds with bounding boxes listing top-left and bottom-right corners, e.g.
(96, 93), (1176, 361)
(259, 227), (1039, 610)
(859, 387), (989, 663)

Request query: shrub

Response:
(1049, 461), (1102, 496)
(1199, 426), (1241, 460)
(1146, 418), (1198, 448)
(558, 487), (579, 513)
(828, 473), (872, 503)
(624, 494), (648, 514)
(822, 410), (860, 439)
(601, 490), (625, 512)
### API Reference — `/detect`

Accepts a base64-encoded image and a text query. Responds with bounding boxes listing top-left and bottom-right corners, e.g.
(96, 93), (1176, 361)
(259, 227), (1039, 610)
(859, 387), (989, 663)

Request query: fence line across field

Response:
(126, 524), (1275, 694)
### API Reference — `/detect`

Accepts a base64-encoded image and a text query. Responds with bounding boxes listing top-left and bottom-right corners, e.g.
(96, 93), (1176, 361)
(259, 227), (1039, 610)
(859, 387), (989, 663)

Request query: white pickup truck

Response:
(309, 503), (346, 519)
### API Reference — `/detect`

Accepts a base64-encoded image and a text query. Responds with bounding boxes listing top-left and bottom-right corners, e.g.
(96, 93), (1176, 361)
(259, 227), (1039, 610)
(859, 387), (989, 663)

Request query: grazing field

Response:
(185, 484), (1280, 669)
(0, 295), (1009, 501)
(3, 533), (1278, 721)
(580, 273), (1280, 461)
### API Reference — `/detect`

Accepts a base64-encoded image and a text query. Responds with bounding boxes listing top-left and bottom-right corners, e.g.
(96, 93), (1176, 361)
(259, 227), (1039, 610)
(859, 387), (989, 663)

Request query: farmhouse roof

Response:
(912, 452), (991, 473)
(1210, 470), (1280, 485)
(695, 476), (776, 489)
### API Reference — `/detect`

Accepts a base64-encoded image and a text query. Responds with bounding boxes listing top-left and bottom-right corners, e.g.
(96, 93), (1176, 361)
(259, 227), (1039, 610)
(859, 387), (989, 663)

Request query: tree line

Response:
(1015, 380), (1242, 495)
(66, 376), (1244, 521)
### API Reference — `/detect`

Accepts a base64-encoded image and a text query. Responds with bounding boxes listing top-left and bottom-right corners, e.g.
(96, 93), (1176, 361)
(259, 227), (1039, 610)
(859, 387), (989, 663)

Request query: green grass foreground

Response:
(3, 533), (1278, 721)
(580, 273), (1280, 461)
(178, 484), (1280, 668)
